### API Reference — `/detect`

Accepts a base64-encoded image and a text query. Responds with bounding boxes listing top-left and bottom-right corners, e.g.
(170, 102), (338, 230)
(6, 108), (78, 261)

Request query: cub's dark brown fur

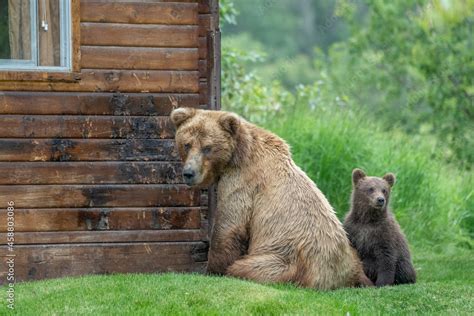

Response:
(344, 169), (416, 287)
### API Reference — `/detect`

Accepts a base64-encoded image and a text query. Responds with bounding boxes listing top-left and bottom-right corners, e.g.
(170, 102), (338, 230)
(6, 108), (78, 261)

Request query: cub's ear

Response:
(219, 112), (240, 136)
(383, 173), (396, 187)
(352, 168), (366, 185)
(170, 108), (196, 128)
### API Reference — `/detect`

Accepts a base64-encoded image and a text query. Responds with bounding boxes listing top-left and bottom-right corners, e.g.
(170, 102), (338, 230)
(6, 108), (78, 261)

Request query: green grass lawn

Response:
(1, 251), (472, 315)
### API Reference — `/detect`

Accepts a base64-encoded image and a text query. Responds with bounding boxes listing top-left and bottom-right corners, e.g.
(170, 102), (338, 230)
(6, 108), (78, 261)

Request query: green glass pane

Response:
(0, 0), (32, 60)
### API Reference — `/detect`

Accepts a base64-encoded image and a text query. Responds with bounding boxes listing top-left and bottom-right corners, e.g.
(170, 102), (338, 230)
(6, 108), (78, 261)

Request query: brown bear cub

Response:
(344, 169), (416, 287)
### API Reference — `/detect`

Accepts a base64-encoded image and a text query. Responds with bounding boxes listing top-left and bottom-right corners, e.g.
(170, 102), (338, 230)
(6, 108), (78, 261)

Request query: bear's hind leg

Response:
(227, 254), (301, 285)
(395, 258), (416, 284)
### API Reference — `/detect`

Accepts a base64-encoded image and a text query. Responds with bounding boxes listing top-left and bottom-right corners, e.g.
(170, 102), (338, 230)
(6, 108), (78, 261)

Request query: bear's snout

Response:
(182, 167), (196, 186)
(376, 197), (385, 207)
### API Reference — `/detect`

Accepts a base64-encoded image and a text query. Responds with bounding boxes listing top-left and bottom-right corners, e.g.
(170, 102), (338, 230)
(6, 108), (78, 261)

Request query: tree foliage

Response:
(221, 0), (473, 167)
(327, 0), (474, 166)
(219, 0), (473, 244)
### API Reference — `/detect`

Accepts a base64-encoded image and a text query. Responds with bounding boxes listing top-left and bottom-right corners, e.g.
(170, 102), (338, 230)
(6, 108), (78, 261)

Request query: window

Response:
(0, 0), (71, 71)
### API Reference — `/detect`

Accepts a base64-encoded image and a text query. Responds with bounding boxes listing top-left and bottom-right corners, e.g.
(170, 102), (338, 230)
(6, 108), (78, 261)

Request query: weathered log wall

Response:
(0, 0), (219, 282)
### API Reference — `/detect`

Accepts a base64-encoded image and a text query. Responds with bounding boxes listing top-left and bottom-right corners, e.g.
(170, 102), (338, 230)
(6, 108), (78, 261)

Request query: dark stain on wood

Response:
(110, 93), (159, 116)
(28, 267), (37, 278)
(97, 209), (110, 230)
(51, 139), (76, 161)
(78, 209), (109, 231)
(127, 116), (160, 139)
(81, 186), (115, 207)
(191, 241), (209, 262)
(159, 208), (190, 229)
(116, 162), (181, 184)
(118, 139), (179, 161)
(152, 209), (162, 229)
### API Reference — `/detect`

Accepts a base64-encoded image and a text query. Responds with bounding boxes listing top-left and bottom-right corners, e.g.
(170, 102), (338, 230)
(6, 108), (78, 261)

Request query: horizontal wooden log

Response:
(0, 207), (201, 231)
(158, 0), (214, 13)
(78, 69), (199, 93)
(0, 162), (183, 184)
(81, 46), (199, 70)
(0, 115), (174, 139)
(0, 229), (206, 244)
(0, 92), (201, 115)
(0, 242), (208, 283)
(0, 70), (200, 93)
(0, 71), (81, 82)
(0, 184), (199, 208)
(80, 0), (213, 14)
(81, 2), (198, 25)
(0, 139), (179, 161)
(81, 23), (199, 47)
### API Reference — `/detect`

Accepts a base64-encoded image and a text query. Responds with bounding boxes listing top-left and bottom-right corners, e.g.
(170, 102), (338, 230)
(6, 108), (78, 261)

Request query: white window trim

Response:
(0, 0), (71, 72)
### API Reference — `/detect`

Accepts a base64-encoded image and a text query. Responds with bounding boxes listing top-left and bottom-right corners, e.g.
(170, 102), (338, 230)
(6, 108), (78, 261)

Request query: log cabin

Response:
(0, 0), (220, 283)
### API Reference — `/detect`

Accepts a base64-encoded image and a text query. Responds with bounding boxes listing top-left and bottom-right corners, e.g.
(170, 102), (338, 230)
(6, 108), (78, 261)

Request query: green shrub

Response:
(325, 0), (474, 167)
(265, 100), (473, 250)
(220, 0), (473, 250)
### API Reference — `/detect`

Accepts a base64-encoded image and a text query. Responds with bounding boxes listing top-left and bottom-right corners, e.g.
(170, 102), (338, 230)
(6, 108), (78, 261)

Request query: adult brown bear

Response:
(171, 108), (371, 289)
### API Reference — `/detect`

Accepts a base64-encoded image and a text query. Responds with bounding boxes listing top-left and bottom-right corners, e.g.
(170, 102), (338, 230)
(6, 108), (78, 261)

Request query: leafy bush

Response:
(221, 68), (473, 248)
(266, 97), (473, 250)
(221, 44), (292, 124)
(220, 0), (473, 249)
(325, 0), (474, 167)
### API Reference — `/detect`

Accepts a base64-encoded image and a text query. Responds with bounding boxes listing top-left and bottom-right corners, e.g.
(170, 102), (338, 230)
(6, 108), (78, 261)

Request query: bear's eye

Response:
(382, 188), (387, 194)
(368, 187), (374, 193)
(202, 146), (212, 155)
(184, 143), (191, 152)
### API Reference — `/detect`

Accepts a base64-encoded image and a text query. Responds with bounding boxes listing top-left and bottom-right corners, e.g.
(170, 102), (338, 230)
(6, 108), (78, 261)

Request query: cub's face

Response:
(352, 168), (396, 209)
(170, 108), (240, 187)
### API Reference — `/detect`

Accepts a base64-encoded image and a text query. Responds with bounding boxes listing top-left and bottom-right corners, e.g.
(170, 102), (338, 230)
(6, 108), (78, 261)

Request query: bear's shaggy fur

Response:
(344, 169), (416, 286)
(171, 108), (371, 289)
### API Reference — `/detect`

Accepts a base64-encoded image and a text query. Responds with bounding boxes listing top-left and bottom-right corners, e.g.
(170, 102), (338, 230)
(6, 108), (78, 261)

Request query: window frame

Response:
(0, 0), (80, 82)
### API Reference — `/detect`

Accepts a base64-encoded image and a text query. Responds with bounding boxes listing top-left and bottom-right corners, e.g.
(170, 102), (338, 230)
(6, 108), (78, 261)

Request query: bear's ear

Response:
(383, 173), (396, 187)
(170, 108), (196, 128)
(219, 112), (240, 136)
(352, 168), (366, 185)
